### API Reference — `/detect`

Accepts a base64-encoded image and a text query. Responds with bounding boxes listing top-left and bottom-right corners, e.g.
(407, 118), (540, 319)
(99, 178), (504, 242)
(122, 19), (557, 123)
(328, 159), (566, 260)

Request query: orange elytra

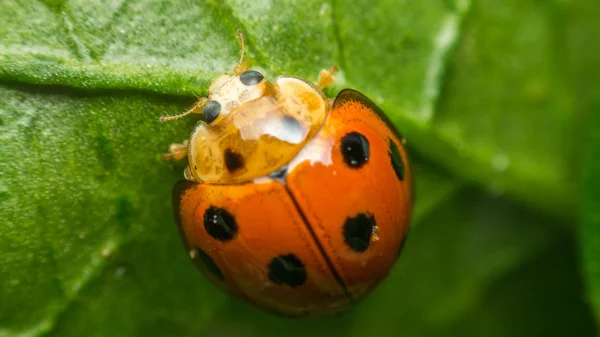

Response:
(161, 30), (413, 317)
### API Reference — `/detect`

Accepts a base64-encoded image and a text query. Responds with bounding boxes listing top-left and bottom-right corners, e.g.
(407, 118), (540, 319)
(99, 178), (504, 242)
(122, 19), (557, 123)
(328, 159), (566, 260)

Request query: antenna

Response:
(234, 29), (249, 75)
(159, 97), (208, 122)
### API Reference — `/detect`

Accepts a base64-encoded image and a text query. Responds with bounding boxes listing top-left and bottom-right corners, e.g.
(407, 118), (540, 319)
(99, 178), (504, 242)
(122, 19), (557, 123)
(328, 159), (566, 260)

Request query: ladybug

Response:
(161, 30), (412, 317)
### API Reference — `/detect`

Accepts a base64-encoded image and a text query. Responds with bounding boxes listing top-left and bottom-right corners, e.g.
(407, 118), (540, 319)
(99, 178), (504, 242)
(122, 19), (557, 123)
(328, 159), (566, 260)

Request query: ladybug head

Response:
(201, 68), (275, 124)
(160, 30), (275, 124)
(161, 30), (331, 185)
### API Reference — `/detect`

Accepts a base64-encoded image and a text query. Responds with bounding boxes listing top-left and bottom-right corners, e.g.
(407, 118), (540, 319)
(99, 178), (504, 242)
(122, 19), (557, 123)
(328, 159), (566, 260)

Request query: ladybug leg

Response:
(316, 65), (338, 89)
(163, 140), (189, 160)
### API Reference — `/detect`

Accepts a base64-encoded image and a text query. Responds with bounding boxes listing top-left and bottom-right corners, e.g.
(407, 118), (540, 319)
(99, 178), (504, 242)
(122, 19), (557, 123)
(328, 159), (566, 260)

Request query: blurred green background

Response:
(1, 0), (599, 336)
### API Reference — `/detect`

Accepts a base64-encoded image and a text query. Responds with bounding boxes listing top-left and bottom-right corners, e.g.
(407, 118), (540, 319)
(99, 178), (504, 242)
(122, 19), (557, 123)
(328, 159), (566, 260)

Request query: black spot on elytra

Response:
(194, 247), (225, 281)
(388, 139), (405, 181)
(343, 213), (376, 252)
(204, 206), (238, 241)
(268, 254), (307, 287)
(341, 132), (370, 168)
(224, 148), (244, 173)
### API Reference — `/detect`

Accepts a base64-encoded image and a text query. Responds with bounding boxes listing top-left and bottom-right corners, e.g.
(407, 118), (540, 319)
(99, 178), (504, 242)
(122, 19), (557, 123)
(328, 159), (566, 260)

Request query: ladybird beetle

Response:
(161, 30), (412, 317)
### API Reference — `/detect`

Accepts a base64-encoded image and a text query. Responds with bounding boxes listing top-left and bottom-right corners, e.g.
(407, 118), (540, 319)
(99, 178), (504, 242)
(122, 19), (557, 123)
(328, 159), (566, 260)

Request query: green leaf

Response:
(1, 0), (598, 335)
(0, 0), (335, 95)
(572, 0), (600, 322)
(1, 0), (591, 219)
(0, 84), (229, 336)
(581, 93), (600, 321)
(447, 233), (596, 337)
(332, 0), (596, 219)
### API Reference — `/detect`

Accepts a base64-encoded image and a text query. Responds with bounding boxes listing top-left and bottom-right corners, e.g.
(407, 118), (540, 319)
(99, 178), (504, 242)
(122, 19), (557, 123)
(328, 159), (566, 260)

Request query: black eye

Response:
(203, 101), (221, 123)
(240, 70), (264, 86)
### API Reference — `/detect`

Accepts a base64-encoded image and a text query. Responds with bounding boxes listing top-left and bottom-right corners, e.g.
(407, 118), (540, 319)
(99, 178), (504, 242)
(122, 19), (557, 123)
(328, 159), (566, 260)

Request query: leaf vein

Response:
(329, 0), (347, 74)
(420, 0), (471, 123)
(59, 10), (95, 61)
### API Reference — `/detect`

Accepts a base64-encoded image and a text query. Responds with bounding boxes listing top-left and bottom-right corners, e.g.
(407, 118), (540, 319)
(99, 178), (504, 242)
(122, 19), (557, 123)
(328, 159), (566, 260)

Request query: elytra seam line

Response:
(284, 184), (353, 301)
